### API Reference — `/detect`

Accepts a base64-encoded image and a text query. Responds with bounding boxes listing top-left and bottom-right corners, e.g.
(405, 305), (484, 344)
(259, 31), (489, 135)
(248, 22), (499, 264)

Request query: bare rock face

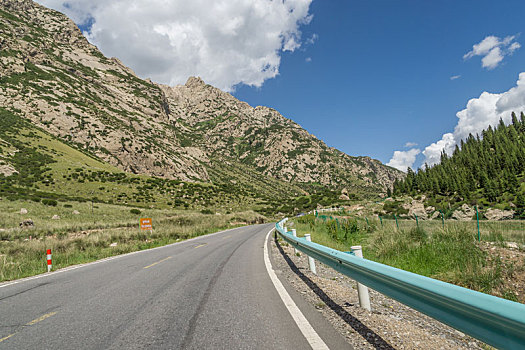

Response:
(403, 198), (428, 219)
(20, 208), (28, 214)
(430, 211), (440, 220)
(0, 164), (18, 176)
(451, 204), (475, 221)
(484, 208), (515, 221)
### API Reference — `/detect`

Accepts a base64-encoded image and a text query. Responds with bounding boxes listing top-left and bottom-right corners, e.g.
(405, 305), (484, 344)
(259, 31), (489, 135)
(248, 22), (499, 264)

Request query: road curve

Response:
(0, 224), (349, 349)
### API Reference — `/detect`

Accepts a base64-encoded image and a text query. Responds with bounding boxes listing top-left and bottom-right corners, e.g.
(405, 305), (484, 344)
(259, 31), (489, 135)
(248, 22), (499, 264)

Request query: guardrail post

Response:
(304, 234), (317, 274)
(351, 245), (371, 311)
(291, 229), (298, 255)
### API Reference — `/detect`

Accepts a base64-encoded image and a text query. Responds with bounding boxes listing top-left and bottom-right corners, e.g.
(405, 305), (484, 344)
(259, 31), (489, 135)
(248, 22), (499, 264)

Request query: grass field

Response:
(0, 200), (265, 282)
(289, 214), (525, 303)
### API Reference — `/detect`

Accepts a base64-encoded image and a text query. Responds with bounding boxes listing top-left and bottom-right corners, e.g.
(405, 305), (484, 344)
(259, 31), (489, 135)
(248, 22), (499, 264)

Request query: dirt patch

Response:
(271, 237), (488, 349)
(479, 242), (525, 303)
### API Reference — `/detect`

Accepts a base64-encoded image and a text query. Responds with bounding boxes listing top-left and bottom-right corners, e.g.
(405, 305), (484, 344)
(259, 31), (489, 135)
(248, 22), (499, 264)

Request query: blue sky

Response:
(234, 0), (525, 170)
(39, 0), (525, 171)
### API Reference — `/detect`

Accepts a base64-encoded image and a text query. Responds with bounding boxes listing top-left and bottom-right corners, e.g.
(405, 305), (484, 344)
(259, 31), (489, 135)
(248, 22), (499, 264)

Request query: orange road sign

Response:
(140, 218), (152, 230)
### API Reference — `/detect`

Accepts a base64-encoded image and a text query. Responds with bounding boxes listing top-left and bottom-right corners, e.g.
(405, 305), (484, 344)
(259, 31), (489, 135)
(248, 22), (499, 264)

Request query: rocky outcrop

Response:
(0, 164), (17, 176)
(401, 197), (434, 219)
(451, 204), (475, 221)
(484, 208), (515, 221)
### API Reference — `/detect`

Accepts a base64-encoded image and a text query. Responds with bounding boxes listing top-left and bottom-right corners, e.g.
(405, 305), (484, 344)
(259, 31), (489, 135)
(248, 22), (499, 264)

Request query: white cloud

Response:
(450, 75), (461, 80)
(422, 72), (525, 166)
(37, 0), (313, 91)
(305, 57), (312, 62)
(481, 47), (503, 69)
(463, 35), (520, 70)
(387, 148), (421, 172)
(305, 33), (318, 45)
(404, 142), (418, 147)
(509, 42), (521, 53)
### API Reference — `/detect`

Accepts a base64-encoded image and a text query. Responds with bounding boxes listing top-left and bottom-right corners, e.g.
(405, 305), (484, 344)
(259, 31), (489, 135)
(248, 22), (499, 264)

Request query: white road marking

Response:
(0, 226), (247, 289)
(264, 228), (329, 350)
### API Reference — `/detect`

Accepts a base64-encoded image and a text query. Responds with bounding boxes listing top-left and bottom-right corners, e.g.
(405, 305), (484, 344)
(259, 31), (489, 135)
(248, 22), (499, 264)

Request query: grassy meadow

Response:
(0, 200), (265, 282)
(289, 214), (525, 303)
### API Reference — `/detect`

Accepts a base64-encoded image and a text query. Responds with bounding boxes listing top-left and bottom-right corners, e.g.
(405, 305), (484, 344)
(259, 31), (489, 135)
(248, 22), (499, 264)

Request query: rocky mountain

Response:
(0, 0), (403, 199)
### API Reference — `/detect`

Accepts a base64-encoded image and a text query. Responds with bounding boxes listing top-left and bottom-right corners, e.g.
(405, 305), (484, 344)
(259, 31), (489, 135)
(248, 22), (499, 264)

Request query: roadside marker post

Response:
(46, 249), (52, 272)
(304, 234), (317, 275)
(351, 245), (371, 311)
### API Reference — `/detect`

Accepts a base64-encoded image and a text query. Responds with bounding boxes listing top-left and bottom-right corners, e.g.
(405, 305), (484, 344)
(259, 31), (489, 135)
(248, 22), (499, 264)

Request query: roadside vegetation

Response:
(289, 213), (525, 303)
(0, 199), (264, 282)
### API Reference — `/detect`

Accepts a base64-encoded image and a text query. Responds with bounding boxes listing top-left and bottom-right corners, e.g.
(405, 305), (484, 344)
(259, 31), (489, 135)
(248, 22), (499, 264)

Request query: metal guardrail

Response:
(275, 219), (525, 349)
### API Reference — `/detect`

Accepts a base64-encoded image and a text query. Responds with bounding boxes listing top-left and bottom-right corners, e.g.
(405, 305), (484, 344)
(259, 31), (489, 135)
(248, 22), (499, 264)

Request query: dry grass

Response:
(0, 200), (265, 282)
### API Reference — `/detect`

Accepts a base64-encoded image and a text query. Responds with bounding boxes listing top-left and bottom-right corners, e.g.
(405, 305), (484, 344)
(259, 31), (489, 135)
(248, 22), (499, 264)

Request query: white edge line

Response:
(264, 228), (329, 350)
(0, 225), (249, 289)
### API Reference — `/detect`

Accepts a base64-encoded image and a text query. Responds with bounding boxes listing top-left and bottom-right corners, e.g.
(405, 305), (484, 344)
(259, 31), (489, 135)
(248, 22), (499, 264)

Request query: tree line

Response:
(392, 112), (525, 218)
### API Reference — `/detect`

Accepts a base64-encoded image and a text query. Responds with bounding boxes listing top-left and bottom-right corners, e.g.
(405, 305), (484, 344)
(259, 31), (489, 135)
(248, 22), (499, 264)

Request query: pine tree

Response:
(392, 111), (525, 209)
(516, 192), (525, 218)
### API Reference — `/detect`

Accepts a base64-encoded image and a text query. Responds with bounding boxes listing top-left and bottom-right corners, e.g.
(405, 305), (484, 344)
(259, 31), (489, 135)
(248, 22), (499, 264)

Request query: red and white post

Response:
(47, 249), (52, 272)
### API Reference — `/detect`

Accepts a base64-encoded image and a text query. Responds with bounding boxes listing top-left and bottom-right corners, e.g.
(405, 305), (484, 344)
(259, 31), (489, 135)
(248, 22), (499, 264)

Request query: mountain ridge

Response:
(0, 0), (403, 200)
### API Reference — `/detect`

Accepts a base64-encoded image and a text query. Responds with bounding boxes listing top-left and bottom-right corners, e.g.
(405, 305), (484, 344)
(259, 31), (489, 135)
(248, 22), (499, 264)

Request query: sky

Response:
(37, 0), (525, 172)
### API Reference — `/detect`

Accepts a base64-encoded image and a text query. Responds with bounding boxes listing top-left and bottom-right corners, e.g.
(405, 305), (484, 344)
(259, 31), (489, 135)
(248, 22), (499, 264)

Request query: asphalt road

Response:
(0, 224), (349, 349)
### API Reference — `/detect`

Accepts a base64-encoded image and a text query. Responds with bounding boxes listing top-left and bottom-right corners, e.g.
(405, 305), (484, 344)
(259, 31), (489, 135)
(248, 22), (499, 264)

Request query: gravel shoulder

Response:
(270, 235), (490, 350)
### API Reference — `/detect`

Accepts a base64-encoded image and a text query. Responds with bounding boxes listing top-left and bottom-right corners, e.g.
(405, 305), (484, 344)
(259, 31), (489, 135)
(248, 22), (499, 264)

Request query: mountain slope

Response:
(0, 0), (403, 199)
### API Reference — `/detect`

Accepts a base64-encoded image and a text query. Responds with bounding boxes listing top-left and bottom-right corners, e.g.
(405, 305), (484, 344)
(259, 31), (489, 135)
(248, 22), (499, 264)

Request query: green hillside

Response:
(0, 107), (309, 214)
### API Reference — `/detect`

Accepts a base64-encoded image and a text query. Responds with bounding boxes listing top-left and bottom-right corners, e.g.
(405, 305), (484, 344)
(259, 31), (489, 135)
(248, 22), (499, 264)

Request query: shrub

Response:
(42, 199), (57, 206)
(130, 209), (141, 215)
(200, 209), (213, 214)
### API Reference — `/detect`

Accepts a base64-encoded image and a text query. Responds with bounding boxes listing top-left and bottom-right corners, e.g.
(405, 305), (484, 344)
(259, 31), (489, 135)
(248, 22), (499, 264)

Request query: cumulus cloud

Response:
(404, 142), (418, 148)
(463, 35), (520, 69)
(422, 72), (525, 166)
(37, 0), (313, 91)
(450, 75), (461, 80)
(387, 148), (421, 172)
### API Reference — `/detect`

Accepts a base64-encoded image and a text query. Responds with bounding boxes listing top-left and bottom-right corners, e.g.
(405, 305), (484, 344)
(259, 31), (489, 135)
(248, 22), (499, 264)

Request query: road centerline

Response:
(0, 333), (16, 343)
(194, 244), (207, 249)
(0, 311), (58, 344)
(26, 311), (57, 326)
(143, 256), (172, 269)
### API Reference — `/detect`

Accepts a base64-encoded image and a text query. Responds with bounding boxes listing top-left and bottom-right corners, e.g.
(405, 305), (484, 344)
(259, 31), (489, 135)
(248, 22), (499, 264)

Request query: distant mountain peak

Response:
(185, 76), (206, 88)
